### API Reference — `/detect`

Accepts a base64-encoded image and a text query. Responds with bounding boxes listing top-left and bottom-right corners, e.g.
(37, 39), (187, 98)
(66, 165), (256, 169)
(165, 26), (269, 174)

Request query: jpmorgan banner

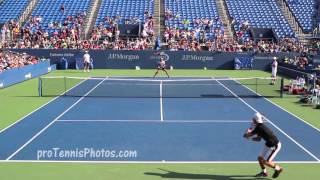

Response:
(10, 49), (299, 70)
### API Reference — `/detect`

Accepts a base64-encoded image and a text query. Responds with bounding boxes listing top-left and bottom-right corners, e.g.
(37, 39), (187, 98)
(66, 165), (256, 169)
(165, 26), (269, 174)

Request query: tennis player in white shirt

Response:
(83, 51), (91, 72)
(271, 57), (278, 85)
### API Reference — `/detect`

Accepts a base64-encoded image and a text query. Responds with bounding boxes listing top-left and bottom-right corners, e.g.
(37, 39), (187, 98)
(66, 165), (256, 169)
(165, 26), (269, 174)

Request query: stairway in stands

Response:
(154, 0), (166, 39)
(275, 0), (311, 44)
(83, 0), (103, 39)
(215, 0), (233, 39)
(19, 0), (39, 25)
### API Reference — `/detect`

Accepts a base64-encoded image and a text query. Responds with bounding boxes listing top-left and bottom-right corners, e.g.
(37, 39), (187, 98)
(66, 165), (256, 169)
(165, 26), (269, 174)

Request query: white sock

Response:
(275, 165), (280, 170)
(263, 168), (267, 173)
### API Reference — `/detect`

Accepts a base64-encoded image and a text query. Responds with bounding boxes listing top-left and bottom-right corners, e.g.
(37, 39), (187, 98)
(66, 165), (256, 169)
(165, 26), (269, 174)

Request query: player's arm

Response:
(252, 136), (262, 142)
(243, 127), (257, 139)
(243, 131), (254, 139)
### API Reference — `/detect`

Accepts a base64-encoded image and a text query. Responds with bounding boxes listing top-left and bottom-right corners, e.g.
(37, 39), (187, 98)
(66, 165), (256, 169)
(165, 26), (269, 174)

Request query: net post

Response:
(255, 78), (258, 95)
(280, 77), (284, 98)
(38, 77), (42, 97)
(64, 76), (67, 96)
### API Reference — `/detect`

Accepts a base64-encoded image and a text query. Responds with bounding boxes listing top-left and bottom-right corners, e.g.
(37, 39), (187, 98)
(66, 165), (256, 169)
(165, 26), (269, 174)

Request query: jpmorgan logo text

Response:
(107, 53), (140, 61)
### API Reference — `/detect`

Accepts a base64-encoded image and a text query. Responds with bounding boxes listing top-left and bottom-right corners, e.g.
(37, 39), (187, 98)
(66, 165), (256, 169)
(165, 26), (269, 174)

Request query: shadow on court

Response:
(144, 169), (271, 180)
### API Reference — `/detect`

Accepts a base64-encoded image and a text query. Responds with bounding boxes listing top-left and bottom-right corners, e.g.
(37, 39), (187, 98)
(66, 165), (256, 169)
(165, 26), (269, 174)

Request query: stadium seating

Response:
(285, 0), (316, 33)
(165, 0), (221, 39)
(225, 0), (294, 39)
(28, 0), (92, 33)
(95, 0), (154, 26)
(0, 0), (30, 23)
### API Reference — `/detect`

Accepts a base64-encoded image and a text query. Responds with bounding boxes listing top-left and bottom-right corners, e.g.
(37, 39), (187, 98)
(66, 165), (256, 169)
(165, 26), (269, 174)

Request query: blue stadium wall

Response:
(10, 49), (299, 70)
(0, 60), (55, 88)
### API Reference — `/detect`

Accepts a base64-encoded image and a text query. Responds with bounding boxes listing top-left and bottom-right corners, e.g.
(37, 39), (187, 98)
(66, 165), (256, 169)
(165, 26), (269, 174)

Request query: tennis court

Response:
(0, 76), (319, 162)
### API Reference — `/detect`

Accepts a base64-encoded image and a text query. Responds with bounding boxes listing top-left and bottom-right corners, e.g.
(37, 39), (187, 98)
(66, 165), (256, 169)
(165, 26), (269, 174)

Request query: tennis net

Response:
(38, 76), (284, 98)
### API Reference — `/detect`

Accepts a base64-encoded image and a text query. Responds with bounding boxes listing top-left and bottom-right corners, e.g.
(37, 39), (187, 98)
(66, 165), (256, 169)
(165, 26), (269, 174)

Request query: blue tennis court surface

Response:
(0, 77), (320, 162)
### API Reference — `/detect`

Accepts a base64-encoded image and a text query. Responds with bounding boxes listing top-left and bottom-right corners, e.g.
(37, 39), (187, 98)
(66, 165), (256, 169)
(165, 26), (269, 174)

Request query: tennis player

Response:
(153, 57), (170, 78)
(243, 112), (283, 178)
(83, 51), (91, 72)
(271, 57), (278, 85)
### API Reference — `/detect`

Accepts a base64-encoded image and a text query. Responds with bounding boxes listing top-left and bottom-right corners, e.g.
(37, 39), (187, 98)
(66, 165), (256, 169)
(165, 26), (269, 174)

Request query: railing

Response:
(84, 0), (102, 40)
(19, 0), (38, 25)
(278, 0), (302, 34)
(216, 0), (233, 38)
(313, 27), (320, 37)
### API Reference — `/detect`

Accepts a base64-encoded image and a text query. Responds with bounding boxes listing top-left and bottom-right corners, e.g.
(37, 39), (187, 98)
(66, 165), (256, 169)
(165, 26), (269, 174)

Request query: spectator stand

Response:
(0, 0), (30, 24)
(285, 0), (316, 33)
(225, 0), (294, 42)
(164, 0), (224, 50)
(91, 0), (155, 49)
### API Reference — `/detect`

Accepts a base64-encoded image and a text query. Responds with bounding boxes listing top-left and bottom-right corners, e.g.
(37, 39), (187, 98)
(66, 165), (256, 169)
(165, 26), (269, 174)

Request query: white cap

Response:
(253, 112), (264, 124)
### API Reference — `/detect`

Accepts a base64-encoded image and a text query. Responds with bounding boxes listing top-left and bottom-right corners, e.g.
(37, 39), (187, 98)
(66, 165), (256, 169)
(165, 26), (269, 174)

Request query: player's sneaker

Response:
(254, 172), (268, 177)
(272, 168), (283, 178)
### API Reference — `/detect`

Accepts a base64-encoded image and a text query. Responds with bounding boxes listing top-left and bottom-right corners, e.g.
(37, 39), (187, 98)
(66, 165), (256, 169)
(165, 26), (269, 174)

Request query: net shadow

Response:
(144, 169), (271, 180)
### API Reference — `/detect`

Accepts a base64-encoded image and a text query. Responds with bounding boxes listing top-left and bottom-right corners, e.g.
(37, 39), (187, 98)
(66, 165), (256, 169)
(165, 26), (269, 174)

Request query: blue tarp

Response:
(234, 56), (253, 69)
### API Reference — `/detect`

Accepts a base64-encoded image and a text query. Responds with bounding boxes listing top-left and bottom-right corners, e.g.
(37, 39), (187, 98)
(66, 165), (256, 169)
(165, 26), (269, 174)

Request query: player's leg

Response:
(258, 156), (266, 170)
(271, 71), (277, 85)
(264, 143), (283, 178)
(153, 69), (159, 78)
(271, 76), (276, 85)
(87, 62), (91, 72)
(84, 62), (89, 72)
(255, 146), (269, 177)
(162, 69), (170, 78)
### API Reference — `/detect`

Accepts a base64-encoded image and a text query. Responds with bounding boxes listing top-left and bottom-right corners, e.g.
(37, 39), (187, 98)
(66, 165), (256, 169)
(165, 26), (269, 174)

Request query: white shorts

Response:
(260, 142), (281, 162)
(272, 70), (277, 77)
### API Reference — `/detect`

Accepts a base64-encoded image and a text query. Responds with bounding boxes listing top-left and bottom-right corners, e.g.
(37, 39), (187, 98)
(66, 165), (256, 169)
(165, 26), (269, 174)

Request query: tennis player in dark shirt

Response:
(153, 57), (170, 78)
(243, 112), (283, 178)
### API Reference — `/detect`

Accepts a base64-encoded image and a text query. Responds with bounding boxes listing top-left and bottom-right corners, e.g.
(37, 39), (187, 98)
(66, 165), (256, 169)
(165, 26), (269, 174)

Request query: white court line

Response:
(6, 77), (108, 160)
(0, 160), (319, 164)
(0, 78), (87, 134)
(160, 80), (164, 121)
(238, 80), (320, 133)
(216, 79), (320, 162)
(56, 119), (253, 123)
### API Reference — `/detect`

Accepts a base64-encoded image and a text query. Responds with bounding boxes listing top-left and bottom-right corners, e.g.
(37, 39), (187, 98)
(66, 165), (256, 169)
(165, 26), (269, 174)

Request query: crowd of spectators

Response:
(0, 50), (39, 73)
(89, 13), (155, 50)
(0, 11), (319, 53)
(164, 29), (312, 54)
(164, 7), (226, 51)
(282, 55), (310, 69)
(279, 39), (320, 70)
(163, 8), (316, 53)
(232, 19), (252, 42)
(0, 10), (156, 50)
(0, 11), (87, 49)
